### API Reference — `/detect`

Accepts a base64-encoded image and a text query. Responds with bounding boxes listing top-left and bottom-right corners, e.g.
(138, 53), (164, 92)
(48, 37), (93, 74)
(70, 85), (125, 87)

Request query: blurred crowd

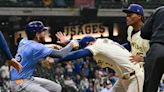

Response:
(0, 0), (163, 9)
(34, 55), (117, 92)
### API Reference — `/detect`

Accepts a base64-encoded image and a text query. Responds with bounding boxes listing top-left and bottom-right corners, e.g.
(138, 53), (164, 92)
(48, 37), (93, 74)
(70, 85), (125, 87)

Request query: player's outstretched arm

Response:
(0, 31), (22, 72)
(141, 14), (153, 40)
(0, 31), (13, 60)
(57, 49), (93, 62)
(49, 40), (79, 58)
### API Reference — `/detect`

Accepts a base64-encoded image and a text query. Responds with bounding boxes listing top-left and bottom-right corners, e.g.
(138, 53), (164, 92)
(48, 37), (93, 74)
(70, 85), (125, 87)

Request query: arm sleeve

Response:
(141, 14), (154, 40)
(0, 31), (13, 60)
(57, 49), (93, 62)
(49, 43), (73, 58)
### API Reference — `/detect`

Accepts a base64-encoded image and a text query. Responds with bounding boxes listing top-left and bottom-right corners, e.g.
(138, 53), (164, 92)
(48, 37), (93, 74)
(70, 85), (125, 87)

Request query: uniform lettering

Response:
(131, 42), (144, 55)
(15, 54), (22, 62)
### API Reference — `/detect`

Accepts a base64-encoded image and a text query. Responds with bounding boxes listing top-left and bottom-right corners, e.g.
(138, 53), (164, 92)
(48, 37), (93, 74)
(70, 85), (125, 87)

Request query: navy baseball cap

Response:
(79, 36), (96, 48)
(122, 4), (144, 16)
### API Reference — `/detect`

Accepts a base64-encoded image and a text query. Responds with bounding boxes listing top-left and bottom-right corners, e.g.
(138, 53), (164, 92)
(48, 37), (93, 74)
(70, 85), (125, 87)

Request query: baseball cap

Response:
(122, 4), (144, 16)
(79, 36), (96, 48)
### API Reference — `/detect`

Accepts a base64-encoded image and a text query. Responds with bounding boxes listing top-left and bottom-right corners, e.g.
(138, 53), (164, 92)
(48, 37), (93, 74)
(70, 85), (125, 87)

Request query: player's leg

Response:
(145, 56), (164, 92)
(127, 69), (144, 92)
(10, 80), (49, 92)
(111, 79), (126, 92)
(24, 83), (49, 92)
(33, 77), (62, 92)
(143, 44), (164, 92)
(143, 50), (154, 92)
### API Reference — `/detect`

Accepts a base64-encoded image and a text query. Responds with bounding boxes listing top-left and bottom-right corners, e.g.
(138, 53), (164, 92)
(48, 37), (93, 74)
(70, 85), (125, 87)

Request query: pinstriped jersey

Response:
(86, 39), (140, 77)
(127, 26), (149, 56)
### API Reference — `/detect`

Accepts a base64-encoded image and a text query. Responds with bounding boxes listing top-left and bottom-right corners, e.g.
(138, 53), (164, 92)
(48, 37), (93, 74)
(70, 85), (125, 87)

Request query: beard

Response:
(38, 36), (45, 43)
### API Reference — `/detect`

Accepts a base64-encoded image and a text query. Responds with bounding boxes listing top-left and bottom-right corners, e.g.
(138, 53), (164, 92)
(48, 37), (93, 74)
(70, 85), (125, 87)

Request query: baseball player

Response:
(10, 21), (78, 92)
(56, 35), (144, 92)
(122, 4), (149, 63)
(0, 31), (22, 72)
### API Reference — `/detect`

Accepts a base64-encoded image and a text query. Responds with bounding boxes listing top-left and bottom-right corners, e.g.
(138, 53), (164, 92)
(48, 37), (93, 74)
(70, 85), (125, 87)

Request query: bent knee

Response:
(57, 84), (62, 92)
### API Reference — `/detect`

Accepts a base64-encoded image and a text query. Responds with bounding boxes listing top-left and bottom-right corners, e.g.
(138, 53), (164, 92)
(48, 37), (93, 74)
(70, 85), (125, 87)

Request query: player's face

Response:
(36, 31), (46, 42)
(126, 13), (141, 26)
(106, 83), (113, 89)
(87, 41), (95, 46)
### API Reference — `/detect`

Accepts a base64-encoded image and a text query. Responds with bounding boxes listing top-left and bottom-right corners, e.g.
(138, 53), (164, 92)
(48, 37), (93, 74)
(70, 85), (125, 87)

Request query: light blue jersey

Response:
(10, 38), (52, 81)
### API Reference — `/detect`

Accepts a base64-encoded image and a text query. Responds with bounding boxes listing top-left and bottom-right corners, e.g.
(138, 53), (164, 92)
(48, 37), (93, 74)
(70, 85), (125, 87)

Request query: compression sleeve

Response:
(49, 43), (73, 58)
(0, 31), (13, 60)
(57, 49), (93, 62)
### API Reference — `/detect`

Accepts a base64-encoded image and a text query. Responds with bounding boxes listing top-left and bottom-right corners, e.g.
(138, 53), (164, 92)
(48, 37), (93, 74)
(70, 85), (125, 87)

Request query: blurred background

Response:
(0, 0), (164, 92)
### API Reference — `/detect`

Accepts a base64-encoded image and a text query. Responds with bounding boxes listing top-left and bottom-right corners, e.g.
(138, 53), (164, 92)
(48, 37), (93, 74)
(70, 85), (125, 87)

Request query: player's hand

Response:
(7, 58), (22, 72)
(129, 55), (144, 64)
(41, 57), (54, 69)
(56, 31), (70, 45)
(70, 40), (79, 49)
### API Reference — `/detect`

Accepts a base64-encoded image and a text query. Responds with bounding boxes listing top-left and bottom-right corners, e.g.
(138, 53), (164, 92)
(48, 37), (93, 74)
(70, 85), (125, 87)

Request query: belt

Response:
(130, 71), (135, 76)
(122, 71), (135, 79)
(15, 79), (24, 84)
(15, 78), (33, 85)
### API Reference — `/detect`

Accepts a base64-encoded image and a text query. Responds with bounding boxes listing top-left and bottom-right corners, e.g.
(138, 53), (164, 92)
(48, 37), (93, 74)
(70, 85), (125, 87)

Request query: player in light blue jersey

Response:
(10, 21), (78, 92)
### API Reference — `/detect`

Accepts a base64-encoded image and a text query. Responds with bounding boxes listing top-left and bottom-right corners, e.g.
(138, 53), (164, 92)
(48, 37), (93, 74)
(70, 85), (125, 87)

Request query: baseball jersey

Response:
(86, 38), (139, 77)
(127, 26), (149, 56)
(10, 38), (53, 81)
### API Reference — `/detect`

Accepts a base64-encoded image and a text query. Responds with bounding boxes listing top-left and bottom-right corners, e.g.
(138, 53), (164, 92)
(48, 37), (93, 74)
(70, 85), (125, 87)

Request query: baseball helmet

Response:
(79, 36), (96, 48)
(25, 21), (48, 34)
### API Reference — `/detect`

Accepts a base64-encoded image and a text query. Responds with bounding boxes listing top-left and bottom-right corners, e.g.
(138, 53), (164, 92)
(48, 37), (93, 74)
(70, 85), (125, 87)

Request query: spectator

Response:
(94, 70), (105, 92)
(81, 63), (90, 77)
(42, 0), (53, 7)
(80, 75), (89, 91)
(16, 33), (23, 46)
(73, 58), (84, 75)
(85, 81), (94, 92)
(101, 80), (113, 92)
(54, 0), (67, 8)
(64, 75), (78, 91)
(55, 63), (65, 77)
(65, 61), (74, 77)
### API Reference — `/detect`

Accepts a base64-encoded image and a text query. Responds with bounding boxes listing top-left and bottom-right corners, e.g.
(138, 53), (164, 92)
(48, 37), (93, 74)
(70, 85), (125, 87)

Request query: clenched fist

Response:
(7, 58), (22, 72)
(70, 40), (79, 49)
